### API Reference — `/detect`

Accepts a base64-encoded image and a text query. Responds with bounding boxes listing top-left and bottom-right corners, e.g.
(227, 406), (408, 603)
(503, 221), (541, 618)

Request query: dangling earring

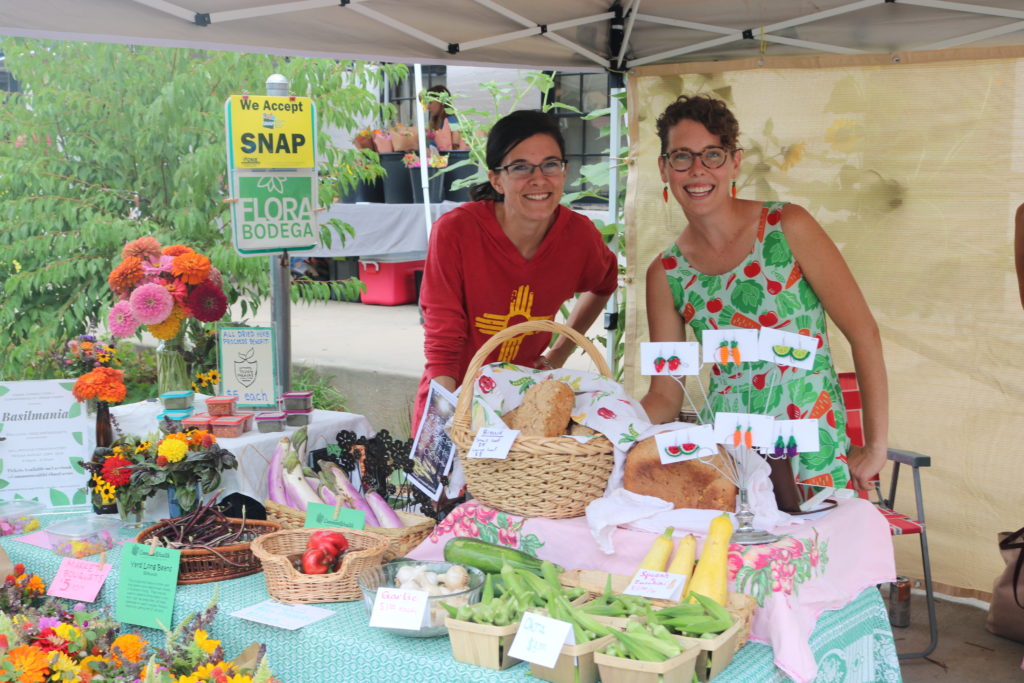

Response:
(731, 180), (737, 198)
(662, 185), (669, 203)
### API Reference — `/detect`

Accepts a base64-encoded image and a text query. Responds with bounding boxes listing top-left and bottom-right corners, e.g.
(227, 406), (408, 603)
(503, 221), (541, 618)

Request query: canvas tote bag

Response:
(986, 526), (1024, 642)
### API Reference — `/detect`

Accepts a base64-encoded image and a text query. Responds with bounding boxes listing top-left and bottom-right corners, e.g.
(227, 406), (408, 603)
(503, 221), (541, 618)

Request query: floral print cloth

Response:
(660, 201), (851, 490)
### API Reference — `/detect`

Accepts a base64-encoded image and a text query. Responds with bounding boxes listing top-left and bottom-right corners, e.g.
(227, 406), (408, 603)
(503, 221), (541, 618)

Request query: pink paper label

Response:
(47, 557), (112, 602)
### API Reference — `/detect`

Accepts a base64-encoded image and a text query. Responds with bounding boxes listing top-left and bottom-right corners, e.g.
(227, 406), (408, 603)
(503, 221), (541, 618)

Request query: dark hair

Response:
(470, 109), (566, 202)
(425, 85), (452, 131)
(655, 95), (740, 154)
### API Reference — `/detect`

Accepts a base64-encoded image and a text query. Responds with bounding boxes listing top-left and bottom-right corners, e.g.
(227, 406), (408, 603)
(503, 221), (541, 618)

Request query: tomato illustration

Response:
(743, 262), (761, 278)
(661, 256), (678, 271)
(597, 407), (616, 419)
(758, 311), (779, 327)
(767, 210), (782, 225)
(478, 376), (496, 393)
(706, 298), (723, 313)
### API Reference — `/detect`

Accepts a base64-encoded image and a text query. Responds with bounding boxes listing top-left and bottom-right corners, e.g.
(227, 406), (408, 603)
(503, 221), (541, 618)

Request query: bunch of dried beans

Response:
(150, 493), (249, 566)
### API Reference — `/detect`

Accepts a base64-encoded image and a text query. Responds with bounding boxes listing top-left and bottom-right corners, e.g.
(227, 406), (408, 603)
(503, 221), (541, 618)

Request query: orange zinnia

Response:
(90, 367), (126, 404)
(162, 244), (194, 257)
(171, 252), (211, 285)
(121, 236), (162, 262)
(107, 257), (144, 297)
(6, 645), (50, 683)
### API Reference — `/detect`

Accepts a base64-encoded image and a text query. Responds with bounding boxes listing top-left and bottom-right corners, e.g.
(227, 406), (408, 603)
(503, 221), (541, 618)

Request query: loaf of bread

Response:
(623, 435), (737, 511)
(503, 380), (574, 437)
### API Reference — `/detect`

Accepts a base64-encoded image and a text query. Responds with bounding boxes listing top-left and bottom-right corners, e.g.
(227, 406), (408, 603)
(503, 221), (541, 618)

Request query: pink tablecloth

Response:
(408, 497), (895, 682)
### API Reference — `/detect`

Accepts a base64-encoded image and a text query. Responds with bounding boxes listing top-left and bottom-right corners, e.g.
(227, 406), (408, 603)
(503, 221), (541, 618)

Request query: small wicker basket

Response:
(263, 500), (436, 561)
(448, 320), (615, 519)
(135, 518), (281, 585)
(249, 527), (389, 603)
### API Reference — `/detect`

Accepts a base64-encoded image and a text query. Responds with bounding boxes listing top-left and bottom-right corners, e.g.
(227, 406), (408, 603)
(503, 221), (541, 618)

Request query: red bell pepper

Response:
(308, 530), (349, 556)
(301, 547), (332, 575)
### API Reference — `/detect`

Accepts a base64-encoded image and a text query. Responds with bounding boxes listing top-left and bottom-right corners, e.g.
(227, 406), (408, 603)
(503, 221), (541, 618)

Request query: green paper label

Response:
(303, 502), (366, 530)
(116, 543), (181, 628)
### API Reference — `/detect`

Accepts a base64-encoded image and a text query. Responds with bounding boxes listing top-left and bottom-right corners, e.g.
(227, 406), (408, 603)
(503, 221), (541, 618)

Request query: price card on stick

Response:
(655, 425), (717, 465)
(369, 587), (430, 630)
(304, 502), (366, 530)
(47, 556), (112, 603)
(702, 329), (760, 365)
(713, 412), (775, 450)
(466, 427), (518, 460)
(508, 611), (574, 669)
(624, 569), (689, 601)
(115, 543), (180, 629)
(772, 419), (821, 454)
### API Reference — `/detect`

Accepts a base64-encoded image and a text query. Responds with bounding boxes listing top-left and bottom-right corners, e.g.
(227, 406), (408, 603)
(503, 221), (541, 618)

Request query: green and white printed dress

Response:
(660, 201), (851, 490)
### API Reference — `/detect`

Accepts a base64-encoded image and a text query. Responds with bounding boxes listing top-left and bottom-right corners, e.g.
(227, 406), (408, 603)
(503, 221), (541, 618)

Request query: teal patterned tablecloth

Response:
(0, 514), (900, 682)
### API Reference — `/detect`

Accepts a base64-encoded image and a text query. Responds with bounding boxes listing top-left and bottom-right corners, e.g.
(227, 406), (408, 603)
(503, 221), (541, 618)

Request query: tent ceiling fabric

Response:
(2, 0), (1024, 70)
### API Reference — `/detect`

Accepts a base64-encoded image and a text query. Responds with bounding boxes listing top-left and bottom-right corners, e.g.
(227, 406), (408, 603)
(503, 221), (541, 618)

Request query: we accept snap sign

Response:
(224, 95), (318, 256)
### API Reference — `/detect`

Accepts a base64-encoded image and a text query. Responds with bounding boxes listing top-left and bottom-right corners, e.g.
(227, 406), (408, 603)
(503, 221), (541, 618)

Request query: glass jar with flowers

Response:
(72, 361), (127, 515)
(106, 237), (228, 396)
(82, 435), (158, 528)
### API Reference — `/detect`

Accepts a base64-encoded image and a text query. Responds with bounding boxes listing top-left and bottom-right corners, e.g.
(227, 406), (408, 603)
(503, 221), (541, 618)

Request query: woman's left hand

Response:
(847, 443), (888, 491)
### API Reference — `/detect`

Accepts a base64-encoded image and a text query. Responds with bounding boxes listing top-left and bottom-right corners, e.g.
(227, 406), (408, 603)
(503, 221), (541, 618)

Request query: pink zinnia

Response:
(108, 300), (140, 337)
(129, 282), (174, 324)
(207, 266), (223, 289)
(188, 280), (228, 322)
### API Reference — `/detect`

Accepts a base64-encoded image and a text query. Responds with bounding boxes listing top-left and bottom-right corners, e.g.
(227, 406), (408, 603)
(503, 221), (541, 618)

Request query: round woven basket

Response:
(250, 527), (389, 603)
(448, 319), (615, 519)
(263, 499), (436, 561)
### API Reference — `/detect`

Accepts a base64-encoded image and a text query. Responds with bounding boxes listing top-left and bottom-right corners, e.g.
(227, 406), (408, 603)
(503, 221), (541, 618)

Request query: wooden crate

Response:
(594, 645), (700, 683)
(445, 617), (521, 670)
(674, 619), (744, 681)
(528, 635), (613, 683)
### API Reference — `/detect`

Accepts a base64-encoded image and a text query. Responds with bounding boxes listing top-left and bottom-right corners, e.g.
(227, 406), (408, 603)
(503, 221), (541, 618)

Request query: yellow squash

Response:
(638, 526), (675, 572)
(684, 513), (733, 606)
(665, 533), (697, 596)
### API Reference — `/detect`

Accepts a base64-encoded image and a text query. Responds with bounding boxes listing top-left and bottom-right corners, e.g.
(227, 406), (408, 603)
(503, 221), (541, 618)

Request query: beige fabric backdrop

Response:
(624, 47), (1024, 595)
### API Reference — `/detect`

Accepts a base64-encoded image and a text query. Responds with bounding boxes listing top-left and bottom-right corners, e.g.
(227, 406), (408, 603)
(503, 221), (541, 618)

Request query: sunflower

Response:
(193, 630), (222, 655)
(171, 252), (212, 285)
(6, 644), (50, 683)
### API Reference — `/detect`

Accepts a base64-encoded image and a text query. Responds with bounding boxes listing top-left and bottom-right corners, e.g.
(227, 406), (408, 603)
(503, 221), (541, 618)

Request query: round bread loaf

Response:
(623, 434), (737, 511)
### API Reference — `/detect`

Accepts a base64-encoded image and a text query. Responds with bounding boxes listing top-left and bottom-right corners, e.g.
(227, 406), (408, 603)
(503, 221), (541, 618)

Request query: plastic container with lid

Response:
(46, 516), (121, 558)
(160, 390), (195, 410)
(284, 409), (313, 427)
(255, 411), (286, 433)
(158, 408), (193, 434)
(0, 499), (45, 536)
(281, 391), (314, 411)
(182, 412), (212, 431)
(211, 414), (249, 438)
(206, 395), (238, 417)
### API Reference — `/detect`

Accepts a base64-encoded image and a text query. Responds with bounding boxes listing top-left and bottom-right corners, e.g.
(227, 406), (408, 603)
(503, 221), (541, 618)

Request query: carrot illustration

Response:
(718, 341), (730, 364)
(685, 274), (698, 288)
(729, 311), (761, 329)
(801, 473), (835, 488)
(682, 302), (696, 323)
(785, 263), (802, 289)
(809, 390), (833, 419)
(726, 273), (737, 289)
(757, 207), (768, 241)
(730, 340), (742, 364)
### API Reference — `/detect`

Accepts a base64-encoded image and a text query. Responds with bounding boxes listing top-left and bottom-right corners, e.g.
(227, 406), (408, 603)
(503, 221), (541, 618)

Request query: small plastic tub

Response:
(284, 409), (313, 427)
(206, 396), (238, 417)
(211, 414), (249, 438)
(182, 413), (212, 431)
(255, 411), (286, 433)
(281, 391), (314, 411)
(158, 408), (193, 433)
(160, 390), (194, 410)
(0, 499), (45, 536)
(46, 516), (121, 558)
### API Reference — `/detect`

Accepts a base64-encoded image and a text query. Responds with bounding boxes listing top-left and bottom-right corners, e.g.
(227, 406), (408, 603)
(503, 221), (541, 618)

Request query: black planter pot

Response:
(444, 150), (476, 202)
(409, 168), (445, 204)
(339, 178), (384, 203)
(380, 152), (414, 204)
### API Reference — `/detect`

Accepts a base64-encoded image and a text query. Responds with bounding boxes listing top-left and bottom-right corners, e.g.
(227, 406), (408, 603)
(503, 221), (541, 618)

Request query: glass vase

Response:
(116, 497), (148, 530)
(156, 331), (191, 396)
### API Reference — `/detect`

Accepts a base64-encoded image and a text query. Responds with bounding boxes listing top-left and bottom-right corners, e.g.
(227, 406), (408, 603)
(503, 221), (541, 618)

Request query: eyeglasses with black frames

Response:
(661, 146), (736, 172)
(493, 158), (568, 179)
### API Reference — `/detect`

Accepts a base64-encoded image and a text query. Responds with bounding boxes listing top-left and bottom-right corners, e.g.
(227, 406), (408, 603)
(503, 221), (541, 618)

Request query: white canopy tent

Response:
(1, 0), (1024, 71)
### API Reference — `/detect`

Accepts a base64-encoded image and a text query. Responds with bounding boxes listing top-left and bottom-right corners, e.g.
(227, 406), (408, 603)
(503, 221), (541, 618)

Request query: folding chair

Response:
(838, 372), (938, 659)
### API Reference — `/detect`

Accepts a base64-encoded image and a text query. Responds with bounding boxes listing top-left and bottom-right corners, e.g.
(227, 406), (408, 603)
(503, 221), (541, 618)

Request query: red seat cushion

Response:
(878, 508), (924, 535)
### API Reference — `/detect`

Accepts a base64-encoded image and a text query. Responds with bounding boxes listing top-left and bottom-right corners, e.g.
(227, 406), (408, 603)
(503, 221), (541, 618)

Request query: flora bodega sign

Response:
(229, 172), (318, 255)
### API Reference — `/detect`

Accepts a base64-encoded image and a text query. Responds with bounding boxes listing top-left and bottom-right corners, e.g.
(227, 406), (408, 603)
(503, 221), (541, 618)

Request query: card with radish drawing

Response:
(701, 328), (760, 366)
(639, 341), (699, 376)
(655, 424), (716, 465)
(758, 327), (818, 370)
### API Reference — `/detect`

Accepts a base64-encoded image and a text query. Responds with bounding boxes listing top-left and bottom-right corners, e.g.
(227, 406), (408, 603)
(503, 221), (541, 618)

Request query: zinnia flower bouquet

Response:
(54, 334), (119, 376)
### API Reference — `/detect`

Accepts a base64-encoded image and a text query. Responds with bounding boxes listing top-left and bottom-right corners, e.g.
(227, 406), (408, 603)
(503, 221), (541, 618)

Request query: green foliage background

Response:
(0, 39), (406, 379)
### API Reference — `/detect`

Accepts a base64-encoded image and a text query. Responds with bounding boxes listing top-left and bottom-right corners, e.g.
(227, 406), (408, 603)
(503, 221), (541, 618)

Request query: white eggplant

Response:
(365, 490), (404, 529)
(281, 449), (323, 511)
(266, 437), (290, 505)
(319, 459), (379, 526)
(317, 483), (339, 506)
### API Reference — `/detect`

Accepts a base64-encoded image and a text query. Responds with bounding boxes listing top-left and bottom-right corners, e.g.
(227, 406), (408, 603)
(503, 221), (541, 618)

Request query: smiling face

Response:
(487, 133), (565, 227)
(659, 119), (741, 216)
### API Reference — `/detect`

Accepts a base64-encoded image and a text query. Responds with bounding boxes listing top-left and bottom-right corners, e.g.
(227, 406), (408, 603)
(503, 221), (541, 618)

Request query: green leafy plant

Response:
(292, 365), (348, 412)
(0, 39), (406, 380)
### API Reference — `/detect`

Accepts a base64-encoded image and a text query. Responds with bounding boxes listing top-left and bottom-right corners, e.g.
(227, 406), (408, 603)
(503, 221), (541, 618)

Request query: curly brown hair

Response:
(655, 95), (740, 154)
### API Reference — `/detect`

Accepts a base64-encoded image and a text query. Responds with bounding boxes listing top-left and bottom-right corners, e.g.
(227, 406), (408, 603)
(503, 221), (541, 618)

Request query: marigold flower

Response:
(108, 257), (144, 297)
(187, 280), (227, 323)
(108, 300), (140, 338)
(110, 633), (146, 664)
(157, 439), (188, 463)
(129, 282), (174, 325)
(6, 644), (50, 683)
(172, 252), (212, 285)
(121, 236), (162, 262)
(162, 244), (194, 257)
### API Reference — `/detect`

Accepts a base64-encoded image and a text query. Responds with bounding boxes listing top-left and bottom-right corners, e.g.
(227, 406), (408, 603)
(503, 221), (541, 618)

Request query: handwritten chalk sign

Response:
(368, 587), (429, 630)
(304, 502), (365, 530)
(47, 557), (112, 602)
(624, 569), (688, 601)
(115, 543), (180, 628)
(508, 611), (574, 669)
(217, 327), (278, 408)
(467, 427), (518, 460)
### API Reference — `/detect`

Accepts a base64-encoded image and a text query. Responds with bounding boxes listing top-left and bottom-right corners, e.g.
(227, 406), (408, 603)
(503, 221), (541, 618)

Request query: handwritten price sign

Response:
(624, 569), (688, 601)
(47, 557), (112, 603)
(368, 587), (429, 631)
(508, 611), (573, 669)
(467, 427), (519, 460)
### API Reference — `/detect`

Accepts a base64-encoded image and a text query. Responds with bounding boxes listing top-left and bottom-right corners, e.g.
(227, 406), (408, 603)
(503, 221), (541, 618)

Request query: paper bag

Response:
(372, 132), (393, 153)
(390, 124), (418, 152)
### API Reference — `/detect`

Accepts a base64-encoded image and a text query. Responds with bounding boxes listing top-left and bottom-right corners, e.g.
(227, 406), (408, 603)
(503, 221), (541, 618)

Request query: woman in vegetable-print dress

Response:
(641, 95), (888, 493)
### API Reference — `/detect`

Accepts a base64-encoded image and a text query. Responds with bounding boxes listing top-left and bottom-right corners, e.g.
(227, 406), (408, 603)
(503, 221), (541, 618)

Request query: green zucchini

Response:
(443, 537), (559, 577)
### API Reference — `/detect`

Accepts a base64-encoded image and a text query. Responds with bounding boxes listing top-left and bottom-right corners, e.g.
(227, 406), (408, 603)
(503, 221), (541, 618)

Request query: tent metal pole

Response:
(266, 73), (292, 394)
(413, 65), (432, 240)
(605, 76), (624, 375)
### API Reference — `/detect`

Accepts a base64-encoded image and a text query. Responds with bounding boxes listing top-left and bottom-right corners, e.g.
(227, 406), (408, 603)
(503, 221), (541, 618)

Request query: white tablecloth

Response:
(110, 397), (373, 512)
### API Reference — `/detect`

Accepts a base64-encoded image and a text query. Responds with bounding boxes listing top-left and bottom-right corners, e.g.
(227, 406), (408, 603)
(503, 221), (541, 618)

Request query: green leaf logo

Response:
(50, 489), (71, 506)
(0, 386), (9, 398)
(72, 489), (88, 505)
(59, 382), (75, 391)
(71, 432), (83, 445)
(70, 457), (85, 474)
(68, 402), (81, 419)
(0, 480), (8, 490)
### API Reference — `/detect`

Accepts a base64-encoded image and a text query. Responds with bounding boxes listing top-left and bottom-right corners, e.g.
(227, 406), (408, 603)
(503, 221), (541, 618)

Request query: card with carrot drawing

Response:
(712, 412), (774, 449)
(758, 327), (818, 370)
(701, 328), (760, 366)
(639, 341), (700, 376)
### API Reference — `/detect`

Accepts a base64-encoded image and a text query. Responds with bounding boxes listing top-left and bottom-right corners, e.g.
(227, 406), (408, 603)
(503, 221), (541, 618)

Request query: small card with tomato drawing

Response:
(713, 412), (775, 449)
(759, 327), (818, 370)
(655, 425), (716, 465)
(640, 342), (699, 375)
(701, 328), (760, 366)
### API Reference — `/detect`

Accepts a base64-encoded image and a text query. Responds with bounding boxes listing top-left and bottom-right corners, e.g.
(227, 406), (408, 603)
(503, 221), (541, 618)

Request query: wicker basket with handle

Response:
(250, 527), (389, 603)
(263, 500), (435, 561)
(448, 319), (615, 519)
